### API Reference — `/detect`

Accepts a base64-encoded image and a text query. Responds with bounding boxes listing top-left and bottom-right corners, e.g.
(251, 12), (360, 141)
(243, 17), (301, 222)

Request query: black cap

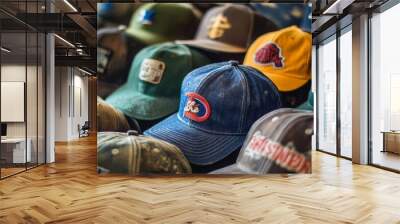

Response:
(177, 4), (277, 53)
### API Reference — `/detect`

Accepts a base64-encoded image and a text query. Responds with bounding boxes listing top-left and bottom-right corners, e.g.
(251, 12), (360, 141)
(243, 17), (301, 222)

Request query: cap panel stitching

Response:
(233, 65), (249, 132)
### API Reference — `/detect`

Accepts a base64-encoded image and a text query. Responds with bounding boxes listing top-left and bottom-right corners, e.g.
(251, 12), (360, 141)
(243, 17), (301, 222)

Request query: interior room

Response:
(0, 0), (97, 180)
(0, 5), (46, 178)
(54, 66), (91, 141)
(0, 0), (399, 223)
(314, 0), (400, 172)
(370, 3), (400, 171)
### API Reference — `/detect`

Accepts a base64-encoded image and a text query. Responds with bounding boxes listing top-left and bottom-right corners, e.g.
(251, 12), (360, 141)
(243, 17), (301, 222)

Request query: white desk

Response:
(1, 138), (31, 163)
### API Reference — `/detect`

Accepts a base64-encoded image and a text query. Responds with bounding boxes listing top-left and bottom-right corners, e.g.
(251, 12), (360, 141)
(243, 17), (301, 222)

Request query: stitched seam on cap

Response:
(233, 65), (249, 132)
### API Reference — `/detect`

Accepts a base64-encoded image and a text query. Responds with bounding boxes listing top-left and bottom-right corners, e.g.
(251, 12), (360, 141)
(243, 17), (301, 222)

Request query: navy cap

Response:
(144, 61), (282, 165)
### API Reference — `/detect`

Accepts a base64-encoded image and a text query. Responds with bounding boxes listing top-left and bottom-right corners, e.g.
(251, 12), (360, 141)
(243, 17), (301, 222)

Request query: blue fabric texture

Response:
(250, 3), (312, 32)
(145, 61), (282, 165)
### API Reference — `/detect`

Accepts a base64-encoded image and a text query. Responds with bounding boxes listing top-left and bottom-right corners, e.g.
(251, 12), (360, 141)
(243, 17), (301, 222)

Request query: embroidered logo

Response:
(207, 14), (231, 39)
(140, 9), (155, 25)
(243, 131), (310, 173)
(183, 92), (211, 122)
(254, 42), (284, 68)
(139, 58), (165, 84)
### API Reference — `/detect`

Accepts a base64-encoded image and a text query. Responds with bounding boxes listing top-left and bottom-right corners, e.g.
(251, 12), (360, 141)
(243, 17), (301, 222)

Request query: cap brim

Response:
(106, 85), (179, 121)
(266, 73), (310, 92)
(144, 114), (246, 165)
(176, 39), (246, 53)
(209, 164), (247, 174)
(125, 28), (168, 45)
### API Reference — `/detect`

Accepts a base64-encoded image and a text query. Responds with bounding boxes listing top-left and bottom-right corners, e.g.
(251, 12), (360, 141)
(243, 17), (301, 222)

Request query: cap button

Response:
(228, 60), (239, 66)
(127, 130), (139, 136)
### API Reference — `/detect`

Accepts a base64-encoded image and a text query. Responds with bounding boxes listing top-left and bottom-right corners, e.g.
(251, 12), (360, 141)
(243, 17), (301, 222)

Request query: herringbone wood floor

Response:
(1, 135), (400, 224)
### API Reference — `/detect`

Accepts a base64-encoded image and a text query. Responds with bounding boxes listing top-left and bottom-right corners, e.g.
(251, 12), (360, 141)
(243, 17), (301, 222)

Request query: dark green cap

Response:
(97, 132), (192, 175)
(126, 3), (201, 45)
(106, 43), (210, 120)
(297, 91), (313, 111)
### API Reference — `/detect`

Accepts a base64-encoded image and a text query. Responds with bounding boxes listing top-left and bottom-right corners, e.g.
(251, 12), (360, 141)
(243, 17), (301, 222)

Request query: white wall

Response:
(54, 67), (89, 141)
(1, 65), (42, 137)
(55, 67), (68, 141)
(1, 63), (46, 164)
(1, 65), (26, 138)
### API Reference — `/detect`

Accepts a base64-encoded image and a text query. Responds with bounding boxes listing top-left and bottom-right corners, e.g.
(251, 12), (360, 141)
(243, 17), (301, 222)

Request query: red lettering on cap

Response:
(243, 133), (311, 173)
(244, 135), (311, 173)
(276, 148), (290, 166)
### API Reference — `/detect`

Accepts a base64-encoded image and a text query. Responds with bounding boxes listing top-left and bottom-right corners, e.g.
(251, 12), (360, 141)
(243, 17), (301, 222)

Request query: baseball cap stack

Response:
(98, 3), (202, 98)
(211, 108), (313, 174)
(145, 61), (282, 165)
(97, 3), (314, 175)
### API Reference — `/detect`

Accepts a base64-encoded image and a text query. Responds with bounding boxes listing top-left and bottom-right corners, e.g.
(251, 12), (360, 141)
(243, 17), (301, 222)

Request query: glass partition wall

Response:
(370, 2), (400, 171)
(317, 35), (337, 155)
(316, 25), (353, 159)
(0, 1), (46, 179)
(339, 27), (352, 159)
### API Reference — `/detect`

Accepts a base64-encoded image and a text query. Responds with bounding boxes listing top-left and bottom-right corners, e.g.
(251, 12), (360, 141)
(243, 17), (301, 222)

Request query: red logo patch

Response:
(254, 42), (284, 68)
(183, 92), (211, 123)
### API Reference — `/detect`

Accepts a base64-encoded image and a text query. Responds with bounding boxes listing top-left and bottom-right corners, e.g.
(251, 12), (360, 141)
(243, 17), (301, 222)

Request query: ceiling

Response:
(311, 0), (389, 40)
(0, 0), (97, 73)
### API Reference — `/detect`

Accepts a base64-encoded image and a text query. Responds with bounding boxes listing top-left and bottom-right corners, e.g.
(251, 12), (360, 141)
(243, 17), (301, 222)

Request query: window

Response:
(0, 1), (47, 179)
(370, 2), (400, 171)
(317, 36), (337, 154)
(339, 28), (352, 158)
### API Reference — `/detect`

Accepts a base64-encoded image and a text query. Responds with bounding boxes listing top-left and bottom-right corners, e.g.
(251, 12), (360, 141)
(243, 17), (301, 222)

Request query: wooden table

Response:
(381, 131), (400, 154)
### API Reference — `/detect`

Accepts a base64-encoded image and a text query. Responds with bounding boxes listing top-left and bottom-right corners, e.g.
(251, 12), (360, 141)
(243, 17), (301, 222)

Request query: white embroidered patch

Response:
(184, 99), (200, 114)
(139, 58), (165, 84)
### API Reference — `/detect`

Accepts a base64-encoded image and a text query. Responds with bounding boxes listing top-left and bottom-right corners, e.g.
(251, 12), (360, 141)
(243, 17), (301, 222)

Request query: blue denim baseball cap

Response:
(144, 61), (282, 165)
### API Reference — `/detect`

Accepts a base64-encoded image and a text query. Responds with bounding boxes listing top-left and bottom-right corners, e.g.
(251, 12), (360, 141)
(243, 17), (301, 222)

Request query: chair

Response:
(79, 121), (90, 138)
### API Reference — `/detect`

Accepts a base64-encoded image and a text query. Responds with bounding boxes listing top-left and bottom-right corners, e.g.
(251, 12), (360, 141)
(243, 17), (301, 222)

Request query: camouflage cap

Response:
(97, 97), (131, 132)
(97, 131), (192, 175)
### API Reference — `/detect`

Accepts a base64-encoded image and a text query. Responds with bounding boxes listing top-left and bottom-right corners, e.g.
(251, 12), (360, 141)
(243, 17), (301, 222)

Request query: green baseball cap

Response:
(126, 3), (201, 45)
(106, 43), (210, 120)
(297, 91), (314, 111)
(97, 131), (192, 175)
